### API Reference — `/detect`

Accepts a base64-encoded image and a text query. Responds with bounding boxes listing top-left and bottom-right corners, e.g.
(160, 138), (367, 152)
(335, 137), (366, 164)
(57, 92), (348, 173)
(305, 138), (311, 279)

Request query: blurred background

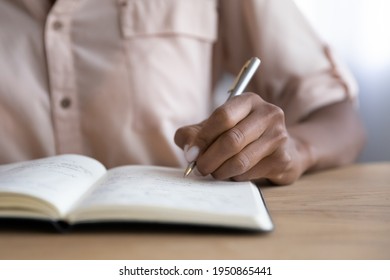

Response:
(294, 0), (390, 162)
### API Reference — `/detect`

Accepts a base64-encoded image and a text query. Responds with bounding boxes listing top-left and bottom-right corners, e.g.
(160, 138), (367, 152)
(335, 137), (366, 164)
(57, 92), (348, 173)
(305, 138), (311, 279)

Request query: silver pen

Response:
(184, 57), (261, 177)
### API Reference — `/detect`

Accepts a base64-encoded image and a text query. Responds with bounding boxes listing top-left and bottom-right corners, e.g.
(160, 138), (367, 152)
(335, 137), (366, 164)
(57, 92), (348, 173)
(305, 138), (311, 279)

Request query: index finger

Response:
(190, 93), (257, 154)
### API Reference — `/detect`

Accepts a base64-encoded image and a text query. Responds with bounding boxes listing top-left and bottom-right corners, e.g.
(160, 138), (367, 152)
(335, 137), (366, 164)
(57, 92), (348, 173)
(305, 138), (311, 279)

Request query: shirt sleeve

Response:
(218, 0), (358, 124)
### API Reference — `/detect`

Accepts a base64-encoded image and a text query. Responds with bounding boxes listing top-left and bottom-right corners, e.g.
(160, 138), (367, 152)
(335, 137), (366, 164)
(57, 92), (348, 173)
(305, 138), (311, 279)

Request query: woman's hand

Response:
(174, 92), (311, 184)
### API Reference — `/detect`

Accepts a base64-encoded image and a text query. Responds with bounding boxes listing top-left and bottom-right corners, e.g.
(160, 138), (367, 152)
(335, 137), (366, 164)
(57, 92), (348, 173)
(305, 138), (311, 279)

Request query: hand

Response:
(174, 92), (310, 184)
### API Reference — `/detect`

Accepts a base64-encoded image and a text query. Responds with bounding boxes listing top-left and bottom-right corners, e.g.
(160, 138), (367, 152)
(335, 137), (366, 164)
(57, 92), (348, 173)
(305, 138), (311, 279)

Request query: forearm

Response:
(288, 99), (366, 174)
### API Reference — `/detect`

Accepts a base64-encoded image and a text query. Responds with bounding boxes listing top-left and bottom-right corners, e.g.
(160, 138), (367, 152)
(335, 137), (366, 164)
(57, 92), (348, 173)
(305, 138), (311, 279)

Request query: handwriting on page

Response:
(78, 166), (258, 216)
(0, 155), (106, 216)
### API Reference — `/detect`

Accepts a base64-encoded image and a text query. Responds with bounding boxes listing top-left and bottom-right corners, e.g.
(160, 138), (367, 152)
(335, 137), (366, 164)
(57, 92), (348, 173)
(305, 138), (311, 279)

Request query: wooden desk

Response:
(1, 163), (389, 259)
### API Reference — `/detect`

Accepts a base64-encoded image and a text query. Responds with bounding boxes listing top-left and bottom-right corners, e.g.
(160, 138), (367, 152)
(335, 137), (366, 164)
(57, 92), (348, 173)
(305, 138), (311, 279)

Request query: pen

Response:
(184, 57), (261, 177)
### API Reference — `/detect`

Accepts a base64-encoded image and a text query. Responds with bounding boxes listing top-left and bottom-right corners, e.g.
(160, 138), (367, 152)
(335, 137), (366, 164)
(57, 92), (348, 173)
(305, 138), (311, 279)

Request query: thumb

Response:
(174, 123), (203, 150)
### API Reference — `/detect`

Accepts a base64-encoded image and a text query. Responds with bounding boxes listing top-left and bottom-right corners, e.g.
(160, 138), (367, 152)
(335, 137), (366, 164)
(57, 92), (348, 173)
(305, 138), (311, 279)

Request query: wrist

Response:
(288, 127), (317, 175)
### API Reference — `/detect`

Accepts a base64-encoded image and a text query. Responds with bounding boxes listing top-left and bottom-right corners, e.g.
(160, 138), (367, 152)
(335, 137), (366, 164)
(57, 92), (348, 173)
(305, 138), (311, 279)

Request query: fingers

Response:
(196, 108), (269, 175)
(232, 148), (294, 183)
(209, 116), (288, 179)
(229, 138), (303, 185)
(174, 123), (203, 149)
(188, 93), (258, 154)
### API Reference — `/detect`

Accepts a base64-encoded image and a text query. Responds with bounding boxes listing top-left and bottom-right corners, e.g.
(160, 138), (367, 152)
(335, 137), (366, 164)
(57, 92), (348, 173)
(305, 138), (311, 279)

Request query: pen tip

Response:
(183, 162), (196, 177)
(183, 167), (192, 177)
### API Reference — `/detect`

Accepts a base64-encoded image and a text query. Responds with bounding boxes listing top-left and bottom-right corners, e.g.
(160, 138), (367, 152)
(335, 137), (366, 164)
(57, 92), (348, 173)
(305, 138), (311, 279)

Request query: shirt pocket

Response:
(118, 0), (218, 43)
(116, 0), (218, 133)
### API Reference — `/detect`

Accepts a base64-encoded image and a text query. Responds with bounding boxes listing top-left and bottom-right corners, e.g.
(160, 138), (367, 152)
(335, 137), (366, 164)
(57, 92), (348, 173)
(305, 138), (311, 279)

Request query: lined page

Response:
(74, 165), (260, 217)
(0, 154), (106, 217)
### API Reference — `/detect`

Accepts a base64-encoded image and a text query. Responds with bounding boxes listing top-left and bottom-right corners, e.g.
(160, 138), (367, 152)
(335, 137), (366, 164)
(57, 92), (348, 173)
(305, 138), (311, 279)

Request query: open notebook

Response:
(0, 154), (273, 231)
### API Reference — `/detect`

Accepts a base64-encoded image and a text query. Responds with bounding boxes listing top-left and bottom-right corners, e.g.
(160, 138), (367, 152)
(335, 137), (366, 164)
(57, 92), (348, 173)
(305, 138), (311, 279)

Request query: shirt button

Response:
(60, 97), (71, 109)
(52, 20), (63, 31)
(119, 0), (127, 7)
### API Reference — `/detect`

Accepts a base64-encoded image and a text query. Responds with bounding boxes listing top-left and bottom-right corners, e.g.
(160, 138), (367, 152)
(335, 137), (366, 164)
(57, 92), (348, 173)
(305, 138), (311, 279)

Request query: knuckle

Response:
(267, 111), (288, 145)
(212, 105), (236, 128)
(246, 91), (259, 101)
(268, 104), (285, 122)
(270, 151), (297, 185)
(248, 91), (264, 103)
(231, 152), (252, 173)
(279, 150), (293, 169)
(277, 129), (289, 144)
(267, 126), (288, 150)
(221, 127), (246, 152)
(274, 104), (285, 118)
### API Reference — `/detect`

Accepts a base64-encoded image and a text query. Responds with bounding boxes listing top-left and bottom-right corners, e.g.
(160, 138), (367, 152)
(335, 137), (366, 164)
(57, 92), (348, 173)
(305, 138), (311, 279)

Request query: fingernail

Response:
(185, 146), (199, 162)
(184, 144), (189, 153)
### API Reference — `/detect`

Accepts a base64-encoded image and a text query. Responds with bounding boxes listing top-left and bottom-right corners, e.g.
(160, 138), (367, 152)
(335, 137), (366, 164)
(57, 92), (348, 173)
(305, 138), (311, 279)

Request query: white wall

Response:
(294, 0), (390, 162)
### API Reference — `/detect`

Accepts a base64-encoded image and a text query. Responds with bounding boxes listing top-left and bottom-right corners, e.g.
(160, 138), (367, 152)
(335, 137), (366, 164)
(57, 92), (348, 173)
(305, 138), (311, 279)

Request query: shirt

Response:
(0, 0), (357, 167)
